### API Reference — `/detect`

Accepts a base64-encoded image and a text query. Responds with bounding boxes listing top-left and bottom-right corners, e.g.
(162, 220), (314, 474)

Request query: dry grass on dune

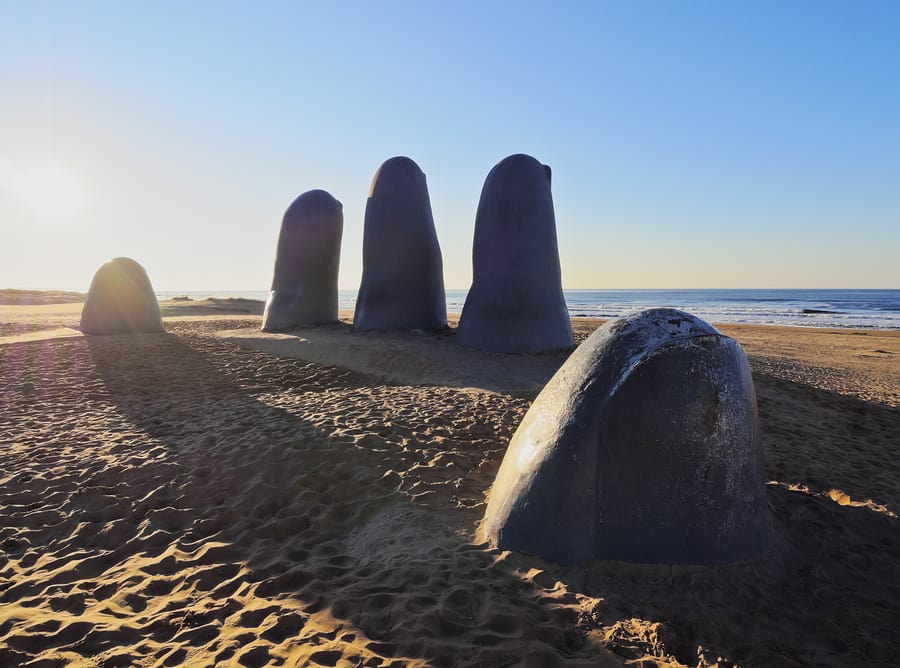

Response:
(0, 314), (898, 666)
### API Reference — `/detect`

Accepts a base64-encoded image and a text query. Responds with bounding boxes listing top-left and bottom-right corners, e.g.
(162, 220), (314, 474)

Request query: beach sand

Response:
(1, 298), (898, 666)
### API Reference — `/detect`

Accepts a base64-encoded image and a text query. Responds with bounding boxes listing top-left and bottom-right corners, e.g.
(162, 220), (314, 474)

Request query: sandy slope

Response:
(0, 304), (898, 667)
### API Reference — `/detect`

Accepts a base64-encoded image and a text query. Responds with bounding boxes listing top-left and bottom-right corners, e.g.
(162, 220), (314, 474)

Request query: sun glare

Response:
(3, 159), (88, 226)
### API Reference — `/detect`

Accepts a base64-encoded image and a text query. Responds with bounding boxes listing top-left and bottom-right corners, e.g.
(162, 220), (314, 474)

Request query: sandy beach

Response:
(1, 297), (898, 667)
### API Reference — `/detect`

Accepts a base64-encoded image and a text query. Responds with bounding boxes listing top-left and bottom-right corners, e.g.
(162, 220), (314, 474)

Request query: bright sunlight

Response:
(0, 157), (87, 226)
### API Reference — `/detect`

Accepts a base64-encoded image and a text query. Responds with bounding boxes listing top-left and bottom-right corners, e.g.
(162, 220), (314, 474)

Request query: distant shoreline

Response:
(3, 288), (898, 330)
(0, 289), (87, 305)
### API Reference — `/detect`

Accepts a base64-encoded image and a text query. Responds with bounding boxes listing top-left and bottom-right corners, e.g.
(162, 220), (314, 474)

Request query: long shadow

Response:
(1, 332), (617, 666)
(93, 335), (900, 667)
(123, 335), (900, 666)
(754, 371), (900, 513)
(218, 320), (572, 395)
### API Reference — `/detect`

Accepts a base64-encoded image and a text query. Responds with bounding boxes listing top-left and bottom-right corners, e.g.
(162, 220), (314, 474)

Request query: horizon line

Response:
(5, 286), (899, 293)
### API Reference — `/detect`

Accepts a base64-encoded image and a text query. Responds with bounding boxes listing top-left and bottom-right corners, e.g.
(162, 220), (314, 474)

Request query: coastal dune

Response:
(1, 300), (898, 666)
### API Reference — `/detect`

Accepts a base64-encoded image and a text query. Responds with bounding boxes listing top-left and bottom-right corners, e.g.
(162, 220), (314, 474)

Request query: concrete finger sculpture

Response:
(456, 154), (573, 353)
(483, 308), (769, 565)
(262, 189), (343, 331)
(353, 157), (447, 331)
(80, 257), (165, 335)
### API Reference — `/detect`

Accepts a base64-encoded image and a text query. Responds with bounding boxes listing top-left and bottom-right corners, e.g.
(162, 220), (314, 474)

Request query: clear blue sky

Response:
(1, 0), (898, 290)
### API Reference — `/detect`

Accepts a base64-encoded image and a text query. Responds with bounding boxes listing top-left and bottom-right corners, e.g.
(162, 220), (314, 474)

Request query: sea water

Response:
(155, 289), (900, 330)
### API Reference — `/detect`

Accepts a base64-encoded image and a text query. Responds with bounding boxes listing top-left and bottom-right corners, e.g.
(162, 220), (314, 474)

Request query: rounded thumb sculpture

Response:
(262, 189), (343, 331)
(483, 308), (769, 565)
(80, 257), (164, 335)
(456, 154), (573, 353)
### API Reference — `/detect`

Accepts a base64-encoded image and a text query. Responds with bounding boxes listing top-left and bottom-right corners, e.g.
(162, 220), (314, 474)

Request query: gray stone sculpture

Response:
(262, 189), (343, 331)
(456, 154), (573, 353)
(80, 257), (165, 335)
(483, 308), (769, 565)
(353, 157), (446, 331)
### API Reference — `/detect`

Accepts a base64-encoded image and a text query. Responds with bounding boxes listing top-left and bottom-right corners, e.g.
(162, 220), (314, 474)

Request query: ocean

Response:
(155, 288), (900, 330)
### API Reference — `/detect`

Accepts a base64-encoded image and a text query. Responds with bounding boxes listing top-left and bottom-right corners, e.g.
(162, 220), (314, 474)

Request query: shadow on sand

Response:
(70, 333), (610, 666)
(2, 330), (896, 666)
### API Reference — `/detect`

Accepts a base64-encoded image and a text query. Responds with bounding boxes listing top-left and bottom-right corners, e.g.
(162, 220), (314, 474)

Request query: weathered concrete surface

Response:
(456, 154), (572, 353)
(262, 189), (343, 331)
(354, 157), (446, 331)
(484, 308), (769, 565)
(80, 257), (164, 335)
